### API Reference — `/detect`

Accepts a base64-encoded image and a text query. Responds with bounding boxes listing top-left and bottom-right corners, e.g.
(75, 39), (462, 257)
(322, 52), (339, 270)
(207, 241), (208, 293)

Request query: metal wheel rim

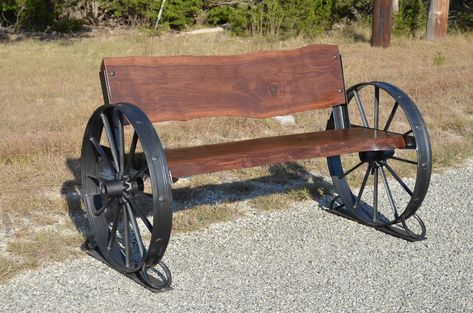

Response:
(327, 82), (432, 226)
(81, 103), (172, 273)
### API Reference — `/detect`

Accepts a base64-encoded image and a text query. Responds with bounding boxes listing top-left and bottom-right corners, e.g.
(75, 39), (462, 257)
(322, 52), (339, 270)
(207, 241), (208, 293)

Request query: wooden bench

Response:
(81, 45), (432, 291)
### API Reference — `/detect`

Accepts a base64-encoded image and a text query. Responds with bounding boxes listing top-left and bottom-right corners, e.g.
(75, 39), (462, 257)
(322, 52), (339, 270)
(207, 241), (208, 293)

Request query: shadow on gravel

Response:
(171, 162), (334, 212)
(61, 158), (336, 240)
(61, 158), (90, 239)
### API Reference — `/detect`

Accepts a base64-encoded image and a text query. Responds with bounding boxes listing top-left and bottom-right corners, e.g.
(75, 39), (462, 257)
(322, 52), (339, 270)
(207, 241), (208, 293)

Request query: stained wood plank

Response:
(101, 45), (345, 123)
(165, 128), (406, 177)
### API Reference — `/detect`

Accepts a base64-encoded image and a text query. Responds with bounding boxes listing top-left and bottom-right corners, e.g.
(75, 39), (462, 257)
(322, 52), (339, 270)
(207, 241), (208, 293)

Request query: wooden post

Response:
(426, 0), (450, 40)
(371, 0), (393, 48)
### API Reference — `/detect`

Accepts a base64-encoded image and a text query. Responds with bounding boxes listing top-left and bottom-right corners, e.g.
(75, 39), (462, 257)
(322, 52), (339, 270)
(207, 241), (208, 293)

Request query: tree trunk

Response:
(426, 0), (450, 40)
(371, 0), (393, 48)
(392, 0), (399, 13)
(154, 0), (167, 30)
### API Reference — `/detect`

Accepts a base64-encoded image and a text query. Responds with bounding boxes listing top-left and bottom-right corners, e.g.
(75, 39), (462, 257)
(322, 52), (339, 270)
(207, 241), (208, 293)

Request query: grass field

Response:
(1, 28), (473, 283)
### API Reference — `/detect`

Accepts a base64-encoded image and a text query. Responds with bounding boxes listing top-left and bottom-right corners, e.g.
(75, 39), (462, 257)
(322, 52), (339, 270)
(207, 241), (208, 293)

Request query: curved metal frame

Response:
(81, 103), (172, 289)
(327, 81), (432, 239)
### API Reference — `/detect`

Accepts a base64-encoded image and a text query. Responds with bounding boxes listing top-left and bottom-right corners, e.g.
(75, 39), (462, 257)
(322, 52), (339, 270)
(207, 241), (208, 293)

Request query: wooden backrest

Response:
(100, 45), (346, 123)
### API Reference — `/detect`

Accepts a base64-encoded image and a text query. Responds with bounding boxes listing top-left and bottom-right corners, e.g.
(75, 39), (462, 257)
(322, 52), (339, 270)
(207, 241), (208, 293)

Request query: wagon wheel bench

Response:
(80, 45), (432, 291)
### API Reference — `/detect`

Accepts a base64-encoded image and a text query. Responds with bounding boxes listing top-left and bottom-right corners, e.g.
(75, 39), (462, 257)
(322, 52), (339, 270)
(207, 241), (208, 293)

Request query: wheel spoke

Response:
(387, 155), (417, 165)
(126, 132), (138, 174)
(100, 112), (120, 172)
(89, 137), (116, 172)
(384, 102), (399, 131)
(113, 109), (125, 174)
(374, 86), (380, 129)
(379, 165), (399, 219)
(373, 166), (378, 222)
(129, 164), (149, 182)
(127, 197), (153, 232)
(122, 200), (132, 268)
(107, 205), (122, 249)
(353, 90), (369, 128)
(338, 161), (364, 179)
(93, 197), (115, 216)
(354, 163), (372, 209)
(87, 174), (106, 186)
(381, 161), (413, 196)
(125, 201), (145, 258)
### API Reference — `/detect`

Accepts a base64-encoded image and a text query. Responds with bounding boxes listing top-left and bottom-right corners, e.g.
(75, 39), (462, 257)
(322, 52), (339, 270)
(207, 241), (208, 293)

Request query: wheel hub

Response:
(359, 150), (394, 163)
(100, 180), (126, 198)
(100, 177), (144, 198)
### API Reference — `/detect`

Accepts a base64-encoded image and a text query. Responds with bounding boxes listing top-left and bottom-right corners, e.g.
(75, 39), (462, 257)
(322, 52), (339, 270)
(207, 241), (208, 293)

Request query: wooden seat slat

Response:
(165, 128), (406, 177)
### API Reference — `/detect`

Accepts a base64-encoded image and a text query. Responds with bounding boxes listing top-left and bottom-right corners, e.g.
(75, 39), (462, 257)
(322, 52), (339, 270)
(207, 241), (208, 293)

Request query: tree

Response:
(392, 0), (399, 13)
(426, 0), (450, 40)
(371, 0), (393, 47)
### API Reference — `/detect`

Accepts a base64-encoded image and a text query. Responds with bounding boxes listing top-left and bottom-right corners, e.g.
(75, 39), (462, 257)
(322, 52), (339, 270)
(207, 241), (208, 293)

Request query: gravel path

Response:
(1, 159), (473, 312)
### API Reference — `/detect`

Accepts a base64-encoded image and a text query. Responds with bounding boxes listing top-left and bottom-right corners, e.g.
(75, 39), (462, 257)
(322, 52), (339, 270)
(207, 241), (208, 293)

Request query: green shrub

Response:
(392, 0), (427, 36)
(0, 0), (83, 32)
(1, 0), (472, 35)
(207, 0), (335, 38)
(331, 0), (372, 22)
(22, 0), (56, 31)
(102, 0), (161, 26)
(450, 0), (473, 31)
(103, 0), (202, 30)
(280, 0), (334, 37)
(52, 18), (83, 33)
(162, 0), (203, 30)
(433, 51), (445, 66)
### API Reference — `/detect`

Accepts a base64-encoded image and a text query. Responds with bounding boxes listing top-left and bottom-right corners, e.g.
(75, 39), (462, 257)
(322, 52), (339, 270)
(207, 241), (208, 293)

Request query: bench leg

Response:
(328, 195), (426, 241)
(326, 81), (432, 240)
(82, 238), (173, 292)
(80, 103), (173, 291)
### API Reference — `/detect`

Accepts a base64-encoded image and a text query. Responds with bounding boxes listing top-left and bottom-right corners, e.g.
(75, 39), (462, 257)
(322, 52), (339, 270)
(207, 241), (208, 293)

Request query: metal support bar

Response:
(332, 104), (350, 129)
(327, 196), (426, 242)
(82, 239), (173, 292)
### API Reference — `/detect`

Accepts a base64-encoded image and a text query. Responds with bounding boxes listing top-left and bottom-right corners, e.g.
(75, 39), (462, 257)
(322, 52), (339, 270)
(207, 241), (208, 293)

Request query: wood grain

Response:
(165, 128), (406, 177)
(101, 45), (345, 122)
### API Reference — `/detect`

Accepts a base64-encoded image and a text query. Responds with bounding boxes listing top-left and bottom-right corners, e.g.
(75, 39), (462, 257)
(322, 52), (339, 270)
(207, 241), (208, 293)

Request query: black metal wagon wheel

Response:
(81, 103), (172, 289)
(327, 82), (432, 239)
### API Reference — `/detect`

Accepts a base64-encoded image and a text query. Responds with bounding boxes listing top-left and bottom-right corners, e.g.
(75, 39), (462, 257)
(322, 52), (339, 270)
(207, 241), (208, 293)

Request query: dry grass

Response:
(7, 229), (83, 264)
(250, 193), (293, 211)
(0, 255), (23, 284)
(1, 29), (472, 282)
(172, 203), (240, 233)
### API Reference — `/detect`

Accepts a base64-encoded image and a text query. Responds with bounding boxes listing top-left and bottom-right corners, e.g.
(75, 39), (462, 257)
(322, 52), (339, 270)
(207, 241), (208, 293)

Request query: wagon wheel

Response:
(327, 82), (432, 238)
(81, 103), (172, 288)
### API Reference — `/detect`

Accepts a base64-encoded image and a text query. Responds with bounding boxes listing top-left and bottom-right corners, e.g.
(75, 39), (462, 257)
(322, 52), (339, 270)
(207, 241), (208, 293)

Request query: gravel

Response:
(1, 159), (473, 312)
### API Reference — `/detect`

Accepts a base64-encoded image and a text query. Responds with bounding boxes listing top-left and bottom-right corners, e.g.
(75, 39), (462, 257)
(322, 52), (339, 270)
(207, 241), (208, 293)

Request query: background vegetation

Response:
(0, 0), (472, 36)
